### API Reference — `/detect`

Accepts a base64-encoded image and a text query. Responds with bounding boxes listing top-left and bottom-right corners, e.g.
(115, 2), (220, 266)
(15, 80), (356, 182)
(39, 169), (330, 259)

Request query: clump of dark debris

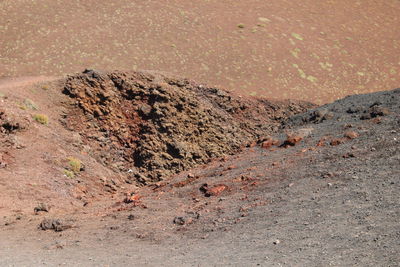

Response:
(39, 219), (72, 232)
(286, 88), (400, 127)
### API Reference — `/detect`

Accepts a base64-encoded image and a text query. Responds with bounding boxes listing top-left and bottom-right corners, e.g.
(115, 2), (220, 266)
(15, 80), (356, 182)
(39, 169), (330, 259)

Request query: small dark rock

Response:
(321, 172), (334, 179)
(370, 101), (382, 108)
(199, 183), (228, 197)
(343, 153), (355, 158)
(330, 138), (346, 146)
(309, 109), (334, 123)
(138, 104), (152, 117)
(83, 69), (106, 80)
(273, 239), (281, 245)
(34, 203), (50, 213)
(39, 219), (71, 232)
(344, 131), (359, 139)
(361, 106), (390, 120)
(369, 106), (390, 118)
(360, 113), (372, 120)
(347, 106), (363, 114)
(281, 135), (302, 147)
(173, 216), (186, 225)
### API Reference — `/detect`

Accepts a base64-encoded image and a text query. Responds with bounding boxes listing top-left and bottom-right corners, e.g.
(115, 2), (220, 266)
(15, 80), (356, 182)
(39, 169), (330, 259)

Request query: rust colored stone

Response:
(281, 135), (303, 148)
(344, 131), (359, 139)
(200, 183), (228, 197)
(261, 138), (279, 149)
(330, 138), (346, 146)
(124, 194), (142, 204)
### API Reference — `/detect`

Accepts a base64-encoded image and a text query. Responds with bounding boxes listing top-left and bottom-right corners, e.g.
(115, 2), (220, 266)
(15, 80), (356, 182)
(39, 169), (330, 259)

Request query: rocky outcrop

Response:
(63, 70), (314, 183)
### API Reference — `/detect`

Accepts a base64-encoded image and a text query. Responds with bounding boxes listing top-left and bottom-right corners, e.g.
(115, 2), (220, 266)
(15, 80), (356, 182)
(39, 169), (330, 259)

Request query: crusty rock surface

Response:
(63, 70), (314, 183)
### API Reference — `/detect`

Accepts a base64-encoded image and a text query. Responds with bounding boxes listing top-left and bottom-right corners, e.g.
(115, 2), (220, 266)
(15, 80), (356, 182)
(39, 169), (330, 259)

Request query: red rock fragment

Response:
(316, 139), (325, 147)
(247, 141), (257, 148)
(281, 135), (302, 148)
(344, 131), (359, 139)
(124, 193), (142, 204)
(172, 174), (199, 187)
(260, 138), (279, 149)
(330, 138), (346, 146)
(316, 136), (330, 147)
(200, 183), (228, 197)
(225, 165), (237, 171)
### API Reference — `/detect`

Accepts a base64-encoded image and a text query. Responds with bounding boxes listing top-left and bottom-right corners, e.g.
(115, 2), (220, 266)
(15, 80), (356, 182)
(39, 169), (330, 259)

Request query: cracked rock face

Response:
(63, 70), (314, 183)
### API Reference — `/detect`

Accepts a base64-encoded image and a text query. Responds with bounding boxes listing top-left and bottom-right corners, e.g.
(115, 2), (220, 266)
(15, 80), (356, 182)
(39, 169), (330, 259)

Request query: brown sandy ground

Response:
(1, 0), (400, 104)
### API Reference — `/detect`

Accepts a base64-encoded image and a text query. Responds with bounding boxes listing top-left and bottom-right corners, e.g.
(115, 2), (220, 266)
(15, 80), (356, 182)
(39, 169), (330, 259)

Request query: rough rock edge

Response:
(62, 70), (315, 184)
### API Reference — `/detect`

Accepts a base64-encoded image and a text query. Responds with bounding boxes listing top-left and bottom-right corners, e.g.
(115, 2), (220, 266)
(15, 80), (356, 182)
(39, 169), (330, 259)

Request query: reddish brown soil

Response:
(0, 76), (130, 217)
(1, 0), (399, 104)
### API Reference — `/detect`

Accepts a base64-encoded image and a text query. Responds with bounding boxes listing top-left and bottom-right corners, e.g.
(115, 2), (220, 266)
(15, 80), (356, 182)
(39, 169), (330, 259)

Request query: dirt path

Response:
(0, 76), (56, 90)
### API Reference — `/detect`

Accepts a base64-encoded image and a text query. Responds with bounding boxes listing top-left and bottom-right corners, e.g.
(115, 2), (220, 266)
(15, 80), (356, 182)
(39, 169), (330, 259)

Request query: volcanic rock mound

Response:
(0, 105), (30, 166)
(63, 70), (314, 183)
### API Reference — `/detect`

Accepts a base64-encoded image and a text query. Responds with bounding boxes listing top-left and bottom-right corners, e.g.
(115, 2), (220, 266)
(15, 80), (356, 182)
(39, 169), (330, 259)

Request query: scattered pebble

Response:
(200, 183), (228, 197)
(39, 219), (71, 232)
(173, 216), (193, 226)
(344, 131), (359, 139)
(273, 239), (280, 245)
(34, 203), (50, 214)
